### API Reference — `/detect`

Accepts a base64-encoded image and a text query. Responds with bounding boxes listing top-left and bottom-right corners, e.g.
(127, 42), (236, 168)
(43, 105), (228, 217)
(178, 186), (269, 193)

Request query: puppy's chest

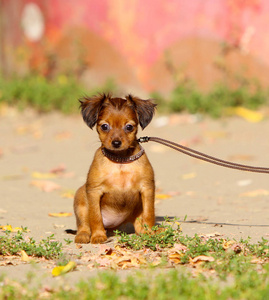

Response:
(103, 164), (141, 191)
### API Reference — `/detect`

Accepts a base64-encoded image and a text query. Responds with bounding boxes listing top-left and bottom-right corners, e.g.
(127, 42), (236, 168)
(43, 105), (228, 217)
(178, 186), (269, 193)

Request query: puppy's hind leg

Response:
(74, 185), (91, 244)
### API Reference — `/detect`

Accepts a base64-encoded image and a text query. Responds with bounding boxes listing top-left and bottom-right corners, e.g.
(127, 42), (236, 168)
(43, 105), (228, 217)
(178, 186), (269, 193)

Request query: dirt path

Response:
(1, 107), (269, 285)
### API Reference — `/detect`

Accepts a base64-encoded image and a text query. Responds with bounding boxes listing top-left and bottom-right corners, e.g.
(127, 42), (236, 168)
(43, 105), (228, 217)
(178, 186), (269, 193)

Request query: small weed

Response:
(0, 75), (116, 114)
(64, 238), (73, 245)
(153, 79), (268, 117)
(0, 228), (63, 259)
(115, 218), (182, 251)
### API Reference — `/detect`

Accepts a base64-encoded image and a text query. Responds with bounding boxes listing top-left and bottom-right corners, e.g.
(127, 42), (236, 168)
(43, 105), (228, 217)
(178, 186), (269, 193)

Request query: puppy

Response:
(74, 93), (157, 244)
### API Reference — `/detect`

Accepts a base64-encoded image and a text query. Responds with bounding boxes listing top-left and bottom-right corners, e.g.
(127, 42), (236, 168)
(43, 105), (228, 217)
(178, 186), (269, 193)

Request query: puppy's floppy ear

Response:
(79, 94), (108, 129)
(126, 95), (157, 130)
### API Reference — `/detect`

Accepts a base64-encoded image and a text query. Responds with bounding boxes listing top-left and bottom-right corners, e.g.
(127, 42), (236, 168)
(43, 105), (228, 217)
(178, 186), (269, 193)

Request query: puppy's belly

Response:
(101, 208), (129, 228)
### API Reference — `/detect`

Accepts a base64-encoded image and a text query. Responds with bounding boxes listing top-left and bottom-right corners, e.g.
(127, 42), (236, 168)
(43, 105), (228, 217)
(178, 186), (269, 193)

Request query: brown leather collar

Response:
(101, 145), (145, 164)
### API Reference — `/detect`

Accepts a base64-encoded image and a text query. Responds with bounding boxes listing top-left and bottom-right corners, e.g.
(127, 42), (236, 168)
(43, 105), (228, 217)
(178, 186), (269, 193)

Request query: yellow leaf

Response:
(0, 225), (29, 232)
(155, 194), (172, 200)
(52, 261), (76, 277)
(181, 172), (197, 180)
(190, 255), (215, 264)
(21, 250), (31, 262)
(31, 172), (57, 179)
(222, 240), (235, 250)
(240, 189), (269, 197)
(0, 225), (13, 231)
(227, 107), (263, 123)
(61, 190), (75, 199)
(168, 252), (183, 264)
(48, 212), (72, 218)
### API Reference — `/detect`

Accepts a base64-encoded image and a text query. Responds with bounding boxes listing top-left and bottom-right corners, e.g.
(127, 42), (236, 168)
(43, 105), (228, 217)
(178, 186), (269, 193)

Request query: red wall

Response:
(1, 0), (269, 93)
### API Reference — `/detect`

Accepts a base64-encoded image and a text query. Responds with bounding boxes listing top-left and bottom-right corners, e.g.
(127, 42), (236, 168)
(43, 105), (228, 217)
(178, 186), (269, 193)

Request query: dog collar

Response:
(101, 145), (145, 164)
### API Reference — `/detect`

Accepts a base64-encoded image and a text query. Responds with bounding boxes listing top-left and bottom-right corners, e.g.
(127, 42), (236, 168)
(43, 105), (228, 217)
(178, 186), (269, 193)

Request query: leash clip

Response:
(137, 136), (150, 143)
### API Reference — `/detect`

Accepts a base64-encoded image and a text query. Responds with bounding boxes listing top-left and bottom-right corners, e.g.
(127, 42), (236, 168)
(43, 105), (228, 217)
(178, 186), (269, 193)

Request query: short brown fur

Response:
(74, 94), (157, 243)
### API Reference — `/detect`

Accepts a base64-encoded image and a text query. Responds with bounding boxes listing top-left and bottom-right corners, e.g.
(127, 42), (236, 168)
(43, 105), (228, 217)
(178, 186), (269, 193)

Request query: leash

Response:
(137, 136), (269, 174)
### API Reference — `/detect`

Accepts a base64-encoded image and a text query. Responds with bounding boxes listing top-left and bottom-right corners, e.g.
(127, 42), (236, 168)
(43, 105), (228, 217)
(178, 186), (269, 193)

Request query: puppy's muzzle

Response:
(112, 140), (122, 149)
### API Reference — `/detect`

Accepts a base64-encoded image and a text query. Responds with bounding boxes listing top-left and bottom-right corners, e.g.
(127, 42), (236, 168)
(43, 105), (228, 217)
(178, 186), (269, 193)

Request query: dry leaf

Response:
(49, 164), (66, 174)
(181, 172), (197, 180)
(48, 212), (72, 218)
(155, 194), (172, 200)
(61, 190), (75, 199)
(229, 107), (264, 123)
(52, 261), (76, 277)
(222, 240), (236, 250)
(30, 180), (61, 192)
(31, 172), (57, 179)
(168, 252), (183, 264)
(20, 250), (31, 262)
(200, 232), (222, 238)
(0, 225), (29, 232)
(240, 189), (269, 197)
(190, 255), (215, 264)
(204, 130), (229, 139)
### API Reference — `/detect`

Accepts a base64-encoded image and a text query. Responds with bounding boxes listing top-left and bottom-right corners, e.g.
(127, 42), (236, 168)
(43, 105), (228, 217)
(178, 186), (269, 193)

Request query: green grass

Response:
(1, 222), (269, 299)
(1, 267), (269, 299)
(0, 227), (63, 259)
(114, 218), (182, 251)
(0, 75), (116, 114)
(153, 80), (268, 117)
(0, 74), (268, 117)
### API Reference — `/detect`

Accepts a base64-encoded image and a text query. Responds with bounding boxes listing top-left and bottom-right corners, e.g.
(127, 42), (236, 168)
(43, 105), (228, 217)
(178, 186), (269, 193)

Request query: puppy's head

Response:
(79, 93), (156, 151)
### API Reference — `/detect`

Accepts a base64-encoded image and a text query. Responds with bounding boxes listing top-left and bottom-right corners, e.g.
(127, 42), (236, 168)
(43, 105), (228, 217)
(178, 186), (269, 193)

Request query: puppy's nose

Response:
(112, 140), (122, 148)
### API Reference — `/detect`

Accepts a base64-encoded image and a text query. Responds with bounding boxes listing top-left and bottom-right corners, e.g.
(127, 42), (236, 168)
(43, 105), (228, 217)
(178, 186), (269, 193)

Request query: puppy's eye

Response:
(125, 124), (134, 132)
(100, 123), (110, 132)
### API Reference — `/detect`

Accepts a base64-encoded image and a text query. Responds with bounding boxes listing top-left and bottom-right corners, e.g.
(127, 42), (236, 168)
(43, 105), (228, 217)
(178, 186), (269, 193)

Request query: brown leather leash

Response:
(138, 136), (269, 174)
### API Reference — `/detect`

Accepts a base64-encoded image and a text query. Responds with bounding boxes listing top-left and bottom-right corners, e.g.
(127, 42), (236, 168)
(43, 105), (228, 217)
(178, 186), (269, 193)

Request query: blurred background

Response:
(1, 0), (269, 115)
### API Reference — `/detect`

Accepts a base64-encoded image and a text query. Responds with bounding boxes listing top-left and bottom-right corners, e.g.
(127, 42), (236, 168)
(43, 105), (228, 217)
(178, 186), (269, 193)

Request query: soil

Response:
(1, 107), (269, 286)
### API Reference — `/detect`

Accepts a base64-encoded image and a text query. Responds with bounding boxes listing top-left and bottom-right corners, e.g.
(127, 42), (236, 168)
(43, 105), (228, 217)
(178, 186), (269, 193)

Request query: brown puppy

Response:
(74, 93), (157, 244)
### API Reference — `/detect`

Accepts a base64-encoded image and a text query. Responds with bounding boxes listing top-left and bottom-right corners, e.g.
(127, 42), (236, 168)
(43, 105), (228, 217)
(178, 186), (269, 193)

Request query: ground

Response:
(0, 106), (269, 286)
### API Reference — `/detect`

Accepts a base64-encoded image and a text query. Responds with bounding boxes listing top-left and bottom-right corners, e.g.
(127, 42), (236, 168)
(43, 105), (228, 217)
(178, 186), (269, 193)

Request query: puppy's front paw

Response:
(90, 233), (107, 244)
(75, 231), (91, 244)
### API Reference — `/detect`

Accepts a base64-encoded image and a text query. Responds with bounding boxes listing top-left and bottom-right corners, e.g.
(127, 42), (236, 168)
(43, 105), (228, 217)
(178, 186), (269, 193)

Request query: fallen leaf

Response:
(240, 189), (269, 197)
(168, 252), (183, 264)
(30, 180), (61, 192)
(20, 250), (31, 262)
(61, 190), (75, 199)
(190, 255), (215, 264)
(155, 194), (172, 200)
(48, 212), (72, 218)
(199, 232), (222, 238)
(181, 172), (197, 180)
(222, 240), (236, 250)
(49, 164), (66, 174)
(31, 172), (57, 179)
(0, 225), (29, 232)
(52, 261), (76, 277)
(227, 107), (264, 122)
(204, 130), (229, 139)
